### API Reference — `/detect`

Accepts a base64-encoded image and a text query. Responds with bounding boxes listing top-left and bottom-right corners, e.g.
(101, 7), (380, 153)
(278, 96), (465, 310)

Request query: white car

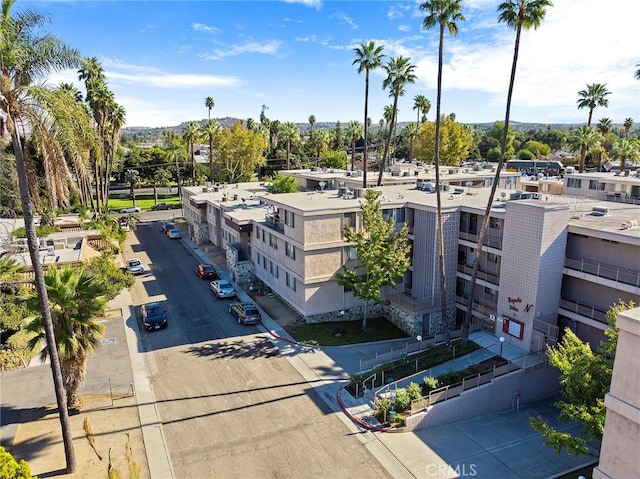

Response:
(120, 206), (141, 213)
(209, 280), (236, 299)
(126, 258), (145, 275)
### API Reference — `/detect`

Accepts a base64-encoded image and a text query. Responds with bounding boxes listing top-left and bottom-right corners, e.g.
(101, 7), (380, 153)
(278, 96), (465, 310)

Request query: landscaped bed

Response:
(284, 317), (409, 346)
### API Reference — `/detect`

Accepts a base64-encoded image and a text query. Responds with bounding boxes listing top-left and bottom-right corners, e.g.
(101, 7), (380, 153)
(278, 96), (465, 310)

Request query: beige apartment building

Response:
(182, 169), (640, 352)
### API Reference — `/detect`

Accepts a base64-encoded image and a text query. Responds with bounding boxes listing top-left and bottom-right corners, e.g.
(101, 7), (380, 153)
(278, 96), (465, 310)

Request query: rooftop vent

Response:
(591, 206), (609, 216)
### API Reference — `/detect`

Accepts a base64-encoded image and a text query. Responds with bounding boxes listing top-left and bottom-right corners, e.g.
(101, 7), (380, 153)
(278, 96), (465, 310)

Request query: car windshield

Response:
(202, 265), (214, 272)
(129, 260), (141, 266)
(145, 304), (163, 318)
(220, 283), (233, 289)
(244, 308), (259, 315)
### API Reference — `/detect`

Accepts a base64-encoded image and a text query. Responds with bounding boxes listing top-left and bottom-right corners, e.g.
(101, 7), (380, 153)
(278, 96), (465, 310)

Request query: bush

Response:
(12, 225), (59, 238)
(0, 446), (34, 479)
(406, 382), (422, 401)
(374, 397), (391, 421)
(394, 389), (411, 412)
(422, 376), (439, 394)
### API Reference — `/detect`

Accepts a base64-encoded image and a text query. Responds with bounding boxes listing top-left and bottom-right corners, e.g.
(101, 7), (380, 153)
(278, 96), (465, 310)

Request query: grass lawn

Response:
(108, 194), (181, 211)
(285, 317), (409, 346)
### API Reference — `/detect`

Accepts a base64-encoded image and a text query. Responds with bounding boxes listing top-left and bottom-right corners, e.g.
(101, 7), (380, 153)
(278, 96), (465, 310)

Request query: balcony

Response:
(459, 231), (503, 250)
(264, 212), (284, 233)
(455, 295), (497, 317)
(564, 258), (640, 289)
(457, 263), (499, 285)
(559, 297), (608, 325)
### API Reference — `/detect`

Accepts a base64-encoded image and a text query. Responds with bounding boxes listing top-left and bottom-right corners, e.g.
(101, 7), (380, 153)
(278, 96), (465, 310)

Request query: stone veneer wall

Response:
(225, 245), (254, 284)
(304, 302), (386, 324)
(404, 366), (560, 431)
(386, 306), (422, 337)
(193, 221), (209, 245)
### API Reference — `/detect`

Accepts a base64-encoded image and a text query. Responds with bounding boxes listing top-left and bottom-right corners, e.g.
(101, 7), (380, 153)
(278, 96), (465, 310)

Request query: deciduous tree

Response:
(214, 122), (266, 184)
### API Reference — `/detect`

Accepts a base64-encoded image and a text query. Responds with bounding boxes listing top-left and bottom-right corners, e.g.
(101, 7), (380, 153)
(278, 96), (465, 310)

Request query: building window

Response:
(567, 178), (582, 188)
(395, 208), (406, 223)
(256, 252), (261, 264)
(269, 233), (278, 249)
(285, 241), (296, 259)
(589, 180), (604, 190)
(270, 261), (279, 278)
(344, 247), (357, 261)
(487, 252), (498, 263)
(286, 272), (296, 291)
(344, 212), (356, 230)
(262, 256), (267, 269)
(256, 227), (261, 239)
(285, 210), (295, 227)
(489, 217), (501, 230)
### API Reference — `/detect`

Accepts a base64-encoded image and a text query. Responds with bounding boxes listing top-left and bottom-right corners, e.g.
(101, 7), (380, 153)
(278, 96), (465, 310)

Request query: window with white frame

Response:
(285, 241), (296, 259)
(567, 178), (582, 188)
(286, 272), (296, 291)
(270, 261), (279, 278)
(344, 246), (357, 261)
(269, 233), (278, 249)
(589, 180), (604, 190)
(285, 210), (295, 227)
(489, 217), (501, 230)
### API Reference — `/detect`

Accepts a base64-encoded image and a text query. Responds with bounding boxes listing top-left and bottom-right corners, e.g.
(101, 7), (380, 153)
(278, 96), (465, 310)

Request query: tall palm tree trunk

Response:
(434, 24), (450, 345)
(377, 95), (399, 186)
(351, 138), (356, 171)
(9, 114), (76, 472)
(362, 72), (370, 188)
(461, 23), (523, 344)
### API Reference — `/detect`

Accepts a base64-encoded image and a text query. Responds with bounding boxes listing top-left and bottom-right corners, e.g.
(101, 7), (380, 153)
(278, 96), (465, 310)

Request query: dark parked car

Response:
(151, 202), (172, 211)
(229, 302), (261, 325)
(140, 302), (168, 331)
(160, 221), (175, 233)
(195, 263), (217, 279)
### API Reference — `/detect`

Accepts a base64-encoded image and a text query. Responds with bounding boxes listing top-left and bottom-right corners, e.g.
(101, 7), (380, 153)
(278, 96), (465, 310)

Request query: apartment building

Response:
(182, 170), (640, 351)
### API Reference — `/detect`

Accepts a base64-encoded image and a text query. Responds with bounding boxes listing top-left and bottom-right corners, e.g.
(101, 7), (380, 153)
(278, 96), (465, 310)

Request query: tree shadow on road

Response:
(187, 335), (281, 359)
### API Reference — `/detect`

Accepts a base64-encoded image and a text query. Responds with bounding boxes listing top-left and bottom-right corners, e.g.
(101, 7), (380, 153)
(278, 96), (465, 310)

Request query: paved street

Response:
(125, 221), (391, 478)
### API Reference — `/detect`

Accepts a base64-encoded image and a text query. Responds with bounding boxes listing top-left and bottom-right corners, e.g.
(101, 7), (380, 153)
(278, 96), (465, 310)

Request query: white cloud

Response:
(200, 40), (282, 61)
(283, 0), (322, 9)
(108, 72), (242, 89)
(387, 6), (403, 20)
(192, 23), (220, 34)
(331, 12), (357, 30)
(398, 25), (411, 33)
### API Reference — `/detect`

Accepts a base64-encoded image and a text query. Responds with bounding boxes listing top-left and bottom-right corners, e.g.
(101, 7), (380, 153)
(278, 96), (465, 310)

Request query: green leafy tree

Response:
(522, 139), (551, 157)
(415, 116), (473, 166)
(377, 56), (417, 185)
(0, 446), (34, 479)
(25, 265), (107, 409)
(333, 120), (345, 151)
(336, 189), (410, 331)
(320, 150), (348, 169)
(124, 169), (140, 206)
(421, 0), (466, 344)
(530, 300), (635, 456)
(353, 41), (385, 188)
(268, 173), (297, 193)
(279, 121), (300, 170)
(1, 0), (81, 469)
(461, 0), (552, 344)
(577, 83), (611, 127)
(215, 122), (267, 183)
(85, 252), (135, 301)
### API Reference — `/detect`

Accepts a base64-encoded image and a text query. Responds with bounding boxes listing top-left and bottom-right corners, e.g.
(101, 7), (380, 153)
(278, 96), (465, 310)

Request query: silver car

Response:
(209, 280), (236, 299)
(126, 258), (145, 275)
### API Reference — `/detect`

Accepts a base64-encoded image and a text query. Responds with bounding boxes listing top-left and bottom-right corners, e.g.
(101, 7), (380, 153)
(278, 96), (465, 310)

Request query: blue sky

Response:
(25, 0), (639, 128)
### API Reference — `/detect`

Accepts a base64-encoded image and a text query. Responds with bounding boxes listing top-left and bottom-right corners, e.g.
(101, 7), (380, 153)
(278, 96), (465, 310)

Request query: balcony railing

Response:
(459, 231), (503, 250)
(564, 258), (640, 288)
(457, 263), (499, 285)
(559, 297), (608, 324)
(455, 295), (497, 317)
(264, 213), (284, 233)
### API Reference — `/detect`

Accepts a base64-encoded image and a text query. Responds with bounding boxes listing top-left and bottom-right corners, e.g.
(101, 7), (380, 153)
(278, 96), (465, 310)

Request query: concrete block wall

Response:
(405, 366), (561, 431)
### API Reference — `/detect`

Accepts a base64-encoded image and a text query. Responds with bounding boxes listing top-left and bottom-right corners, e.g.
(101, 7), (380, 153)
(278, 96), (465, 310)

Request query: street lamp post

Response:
(339, 310), (345, 335)
(499, 336), (506, 358)
(416, 335), (422, 353)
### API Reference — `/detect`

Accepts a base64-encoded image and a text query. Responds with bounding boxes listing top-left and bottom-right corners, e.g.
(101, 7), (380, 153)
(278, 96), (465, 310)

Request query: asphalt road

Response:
(126, 222), (391, 478)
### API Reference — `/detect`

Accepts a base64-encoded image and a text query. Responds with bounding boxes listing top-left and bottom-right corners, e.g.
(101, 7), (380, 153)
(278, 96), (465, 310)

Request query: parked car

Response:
(209, 280), (236, 299)
(195, 263), (217, 279)
(140, 302), (168, 331)
(151, 202), (172, 211)
(167, 228), (182, 239)
(119, 206), (141, 213)
(229, 301), (262, 325)
(126, 258), (145, 275)
(160, 221), (175, 233)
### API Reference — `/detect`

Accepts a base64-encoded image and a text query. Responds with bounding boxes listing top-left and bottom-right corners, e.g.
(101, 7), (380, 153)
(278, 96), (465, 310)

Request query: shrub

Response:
(12, 225), (59, 238)
(406, 382), (422, 401)
(394, 389), (411, 412)
(422, 376), (439, 394)
(0, 446), (34, 479)
(374, 397), (391, 421)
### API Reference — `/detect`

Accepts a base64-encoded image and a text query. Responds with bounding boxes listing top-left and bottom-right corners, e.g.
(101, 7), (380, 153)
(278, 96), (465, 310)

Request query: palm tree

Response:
(183, 121), (201, 184)
(346, 120), (363, 171)
(577, 83), (611, 127)
(611, 138), (640, 173)
(280, 122), (300, 170)
(124, 169), (141, 206)
(570, 125), (600, 172)
(205, 96), (215, 120)
(413, 94), (431, 124)
(246, 117), (255, 131)
(404, 122), (419, 163)
(461, 0), (552, 343)
(421, 0), (465, 344)
(597, 117), (613, 136)
(308, 114), (316, 142)
(0, 0), (79, 470)
(623, 118), (634, 138)
(377, 56), (417, 185)
(202, 119), (221, 178)
(313, 128), (332, 166)
(353, 41), (385, 188)
(26, 265), (106, 409)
